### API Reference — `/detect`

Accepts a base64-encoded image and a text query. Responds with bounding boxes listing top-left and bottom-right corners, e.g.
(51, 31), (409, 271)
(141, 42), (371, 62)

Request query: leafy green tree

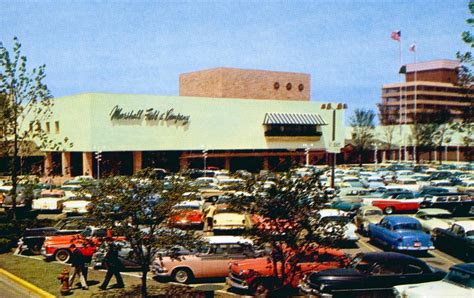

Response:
(0, 37), (70, 216)
(88, 170), (200, 298)
(455, 1), (474, 161)
(228, 171), (347, 295)
(350, 109), (375, 166)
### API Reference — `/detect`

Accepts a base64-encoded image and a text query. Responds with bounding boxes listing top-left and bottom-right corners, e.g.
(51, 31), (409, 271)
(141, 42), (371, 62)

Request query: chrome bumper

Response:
(226, 276), (249, 290)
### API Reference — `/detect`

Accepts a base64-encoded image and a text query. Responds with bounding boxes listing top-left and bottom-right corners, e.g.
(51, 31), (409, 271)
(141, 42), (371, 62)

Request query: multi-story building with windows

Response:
(379, 59), (472, 125)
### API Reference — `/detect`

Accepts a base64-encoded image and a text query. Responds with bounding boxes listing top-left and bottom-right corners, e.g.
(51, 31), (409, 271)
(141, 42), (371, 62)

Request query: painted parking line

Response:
(428, 250), (459, 267)
(357, 239), (378, 252)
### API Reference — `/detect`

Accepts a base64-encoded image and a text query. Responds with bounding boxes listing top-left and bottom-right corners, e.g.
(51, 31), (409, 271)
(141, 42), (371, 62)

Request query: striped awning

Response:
(263, 113), (327, 125)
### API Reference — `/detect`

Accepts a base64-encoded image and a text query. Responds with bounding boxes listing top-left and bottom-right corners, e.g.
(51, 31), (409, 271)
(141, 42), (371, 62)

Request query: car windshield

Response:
(445, 269), (474, 288)
(467, 231), (474, 240)
(393, 223), (421, 230)
(365, 210), (382, 216)
(41, 193), (63, 198)
(174, 205), (200, 210)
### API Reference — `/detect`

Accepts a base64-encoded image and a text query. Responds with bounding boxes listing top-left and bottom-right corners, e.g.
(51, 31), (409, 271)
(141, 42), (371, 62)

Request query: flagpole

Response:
(398, 36), (402, 163)
(413, 43), (417, 163)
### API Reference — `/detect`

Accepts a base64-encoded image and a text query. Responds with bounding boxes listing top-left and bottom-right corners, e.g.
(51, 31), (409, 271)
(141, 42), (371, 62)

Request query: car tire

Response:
(55, 249), (71, 263)
(172, 268), (193, 284)
(252, 280), (270, 297)
(384, 206), (394, 214)
(30, 243), (42, 255)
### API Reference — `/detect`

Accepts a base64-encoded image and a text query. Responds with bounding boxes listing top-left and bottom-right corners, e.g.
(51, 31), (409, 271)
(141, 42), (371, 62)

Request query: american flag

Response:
(391, 30), (401, 41)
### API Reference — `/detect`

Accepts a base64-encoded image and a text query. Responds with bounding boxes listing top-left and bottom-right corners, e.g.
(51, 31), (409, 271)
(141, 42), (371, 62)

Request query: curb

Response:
(0, 268), (55, 298)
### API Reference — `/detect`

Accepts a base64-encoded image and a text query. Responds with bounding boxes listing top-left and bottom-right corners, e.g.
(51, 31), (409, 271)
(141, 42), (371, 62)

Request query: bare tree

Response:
(350, 109), (376, 166)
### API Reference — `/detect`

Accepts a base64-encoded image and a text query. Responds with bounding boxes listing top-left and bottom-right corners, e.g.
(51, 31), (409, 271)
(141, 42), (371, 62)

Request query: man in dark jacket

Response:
(99, 240), (124, 290)
(68, 244), (88, 290)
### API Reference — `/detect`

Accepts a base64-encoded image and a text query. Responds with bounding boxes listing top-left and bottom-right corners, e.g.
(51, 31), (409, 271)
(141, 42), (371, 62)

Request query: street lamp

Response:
(303, 143), (314, 166)
(321, 103), (347, 189)
(202, 149), (208, 176)
(95, 151), (102, 180)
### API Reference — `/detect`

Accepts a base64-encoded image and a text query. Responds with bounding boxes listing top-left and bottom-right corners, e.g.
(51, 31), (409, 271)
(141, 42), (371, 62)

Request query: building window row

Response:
(273, 82), (305, 92)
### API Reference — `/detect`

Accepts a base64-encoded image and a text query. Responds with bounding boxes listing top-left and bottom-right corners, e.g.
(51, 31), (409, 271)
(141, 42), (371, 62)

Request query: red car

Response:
(371, 199), (419, 214)
(227, 246), (350, 295)
(168, 201), (204, 228)
(41, 226), (114, 263)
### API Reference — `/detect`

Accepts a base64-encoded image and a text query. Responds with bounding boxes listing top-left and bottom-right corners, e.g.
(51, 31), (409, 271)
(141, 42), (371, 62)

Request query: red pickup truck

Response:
(227, 246), (349, 295)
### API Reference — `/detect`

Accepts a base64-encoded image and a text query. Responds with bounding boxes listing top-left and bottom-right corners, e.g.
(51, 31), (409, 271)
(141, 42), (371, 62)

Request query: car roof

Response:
(358, 252), (423, 263)
(451, 263), (474, 274)
(417, 208), (452, 215)
(453, 221), (474, 232)
(384, 216), (420, 225)
(203, 236), (253, 245)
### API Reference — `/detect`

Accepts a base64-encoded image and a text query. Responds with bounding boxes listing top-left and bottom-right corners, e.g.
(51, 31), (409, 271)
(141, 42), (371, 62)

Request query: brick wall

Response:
(179, 67), (310, 101)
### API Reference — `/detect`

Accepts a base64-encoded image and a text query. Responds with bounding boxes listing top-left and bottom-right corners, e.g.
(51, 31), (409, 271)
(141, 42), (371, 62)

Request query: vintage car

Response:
(394, 263), (474, 298)
(371, 192), (420, 214)
(41, 226), (110, 263)
(227, 246), (350, 295)
(92, 240), (194, 271)
(31, 189), (66, 212)
(151, 236), (256, 283)
(299, 252), (446, 296)
(413, 208), (454, 234)
(389, 178), (421, 192)
(354, 206), (384, 236)
(329, 198), (362, 213)
(59, 184), (82, 199)
(18, 216), (96, 255)
(212, 206), (254, 233)
(169, 200), (204, 229)
(62, 195), (92, 214)
(315, 216), (359, 243)
(432, 221), (474, 261)
(368, 216), (434, 252)
(419, 193), (474, 217)
(458, 180), (474, 194)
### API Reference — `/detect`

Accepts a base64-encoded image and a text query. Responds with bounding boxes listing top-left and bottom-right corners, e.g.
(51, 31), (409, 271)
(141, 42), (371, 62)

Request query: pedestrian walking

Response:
(68, 244), (88, 290)
(204, 202), (216, 231)
(99, 239), (124, 290)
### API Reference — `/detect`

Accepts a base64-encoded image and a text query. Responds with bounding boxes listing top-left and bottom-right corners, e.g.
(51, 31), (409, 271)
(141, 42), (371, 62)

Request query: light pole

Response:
(321, 103), (347, 189)
(303, 143), (313, 166)
(373, 143), (378, 170)
(95, 151), (102, 180)
(202, 149), (208, 176)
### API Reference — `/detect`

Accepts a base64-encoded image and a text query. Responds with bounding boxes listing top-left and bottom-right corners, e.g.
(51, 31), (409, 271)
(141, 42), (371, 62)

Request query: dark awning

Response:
(263, 113), (327, 125)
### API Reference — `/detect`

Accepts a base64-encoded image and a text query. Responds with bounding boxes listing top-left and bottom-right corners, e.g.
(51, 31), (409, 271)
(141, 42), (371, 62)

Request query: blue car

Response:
(368, 216), (435, 252)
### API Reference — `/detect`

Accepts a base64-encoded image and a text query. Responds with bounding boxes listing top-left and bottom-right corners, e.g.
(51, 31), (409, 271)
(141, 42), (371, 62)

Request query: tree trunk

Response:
(358, 152), (363, 167)
(141, 267), (147, 298)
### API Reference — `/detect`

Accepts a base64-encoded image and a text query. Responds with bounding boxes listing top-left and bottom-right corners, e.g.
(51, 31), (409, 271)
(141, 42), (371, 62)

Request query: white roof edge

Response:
(405, 60), (460, 73)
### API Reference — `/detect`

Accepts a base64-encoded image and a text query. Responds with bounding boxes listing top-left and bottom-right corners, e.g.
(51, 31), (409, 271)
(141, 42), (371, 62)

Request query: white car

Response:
(389, 178), (420, 192)
(413, 208), (454, 234)
(32, 190), (66, 212)
(60, 185), (82, 199)
(315, 214), (359, 242)
(62, 196), (92, 214)
(393, 263), (474, 298)
(212, 207), (253, 232)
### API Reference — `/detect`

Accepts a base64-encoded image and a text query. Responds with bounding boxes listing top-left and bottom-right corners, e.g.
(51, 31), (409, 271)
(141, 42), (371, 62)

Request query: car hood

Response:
(308, 268), (361, 283)
(62, 200), (90, 207)
(365, 215), (384, 223)
(229, 257), (274, 274)
(395, 280), (471, 297)
(214, 213), (245, 221)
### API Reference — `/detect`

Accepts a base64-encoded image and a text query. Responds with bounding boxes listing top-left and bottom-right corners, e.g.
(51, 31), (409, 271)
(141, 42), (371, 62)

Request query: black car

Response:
(419, 193), (474, 217)
(299, 252), (446, 297)
(432, 221), (474, 261)
(18, 216), (96, 254)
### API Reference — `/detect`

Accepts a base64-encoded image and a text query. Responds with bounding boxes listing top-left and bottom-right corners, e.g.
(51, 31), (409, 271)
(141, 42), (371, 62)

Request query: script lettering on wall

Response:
(109, 105), (190, 125)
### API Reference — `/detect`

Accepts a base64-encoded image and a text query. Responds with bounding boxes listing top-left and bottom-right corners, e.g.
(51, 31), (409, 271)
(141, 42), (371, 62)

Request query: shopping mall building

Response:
(39, 68), (346, 177)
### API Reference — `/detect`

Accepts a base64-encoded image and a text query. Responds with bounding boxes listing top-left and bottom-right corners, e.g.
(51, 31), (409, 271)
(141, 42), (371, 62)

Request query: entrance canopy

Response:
(263, 113), (327, 126)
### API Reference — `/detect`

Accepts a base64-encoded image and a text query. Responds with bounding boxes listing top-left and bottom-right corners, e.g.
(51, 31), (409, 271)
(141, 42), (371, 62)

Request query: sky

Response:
(0, 0), (471, 123)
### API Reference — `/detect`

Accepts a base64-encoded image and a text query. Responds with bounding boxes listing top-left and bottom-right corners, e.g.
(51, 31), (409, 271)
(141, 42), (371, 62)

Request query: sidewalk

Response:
(0, 268), (55, 298)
